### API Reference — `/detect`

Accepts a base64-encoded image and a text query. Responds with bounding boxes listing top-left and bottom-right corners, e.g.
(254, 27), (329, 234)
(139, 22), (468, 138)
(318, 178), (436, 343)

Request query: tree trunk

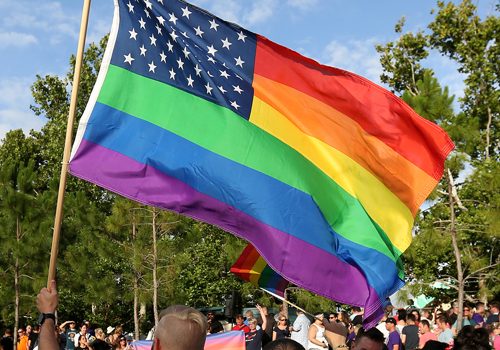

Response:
(132, 222), (140, 340)
(152, 208), (159, 328)
(485, 107), (492, 160)
(14, 217), (20, 350)
(448, 169), (464, 332)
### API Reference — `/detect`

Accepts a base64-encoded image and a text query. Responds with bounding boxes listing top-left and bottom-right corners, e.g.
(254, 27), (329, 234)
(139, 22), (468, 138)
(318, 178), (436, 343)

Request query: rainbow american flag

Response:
(131, 331), (245, 350)
(69, 0), (454, 327)
(230, 244), (288, 297)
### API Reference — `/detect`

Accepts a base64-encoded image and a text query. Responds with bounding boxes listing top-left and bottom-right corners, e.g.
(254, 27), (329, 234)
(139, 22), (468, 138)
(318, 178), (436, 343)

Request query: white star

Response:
(194, 26), (204, 38)
(157, 16), (165, 26)
(160, 51), (167, 63)
(235, 74), (243, 80)
(233, 85), (243, 94)
(194, 64), (202, 76)
(209, 19), (219, 31)
(207, 44), (217, 56)
(169, 68), (176, 80)
(230, 101), (240, 110)
(139, 45), (147, 56)
(129, 28), (138, 40)
(170, 30), (178, 41)
(221, 37), (232, 50)
(207, 71), (214, 77)
(181, 6), (192, 19)
(144, 0), (152, 9)
(166, 41), (174, 52)
(207, 56), (216, 64)
(168, 13), (178, 25)
(157, 0), (163, 4)
(155, 24), (162, 35)
(144, 8), (151, 18)
(127, 1), (134, 13)
(177, 57), (184, 70)
(234, 56), (245, 67)
(139, 17), (146, 29)
(205, 82), (213, 95)
(182, 47), (190, 58)
(218, 85), (227, 94)
(219, 70), (230, 79)
(148, 61), (157, 73)
(124, 53), (135, 65)
(237, 31), (247, 42)
(149, 34), (157, 46)
(186, 75), (194, 87)
(181, 31), (189, 38)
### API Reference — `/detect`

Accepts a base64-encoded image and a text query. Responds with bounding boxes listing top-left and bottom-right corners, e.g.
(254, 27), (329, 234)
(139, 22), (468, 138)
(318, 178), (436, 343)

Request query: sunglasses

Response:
(329, 316), (335, 319)
(279, 318), (286, 321)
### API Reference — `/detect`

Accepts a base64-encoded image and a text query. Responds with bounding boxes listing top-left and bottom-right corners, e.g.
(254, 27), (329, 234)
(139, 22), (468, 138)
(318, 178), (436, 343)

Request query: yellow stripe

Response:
(249, 257), (267, 285)
(250, 96), (414, 252)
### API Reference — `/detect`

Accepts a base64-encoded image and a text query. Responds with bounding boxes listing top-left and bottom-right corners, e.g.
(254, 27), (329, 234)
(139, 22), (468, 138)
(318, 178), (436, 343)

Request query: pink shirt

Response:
(493, 335), (500, 350)
(419, 331), (437, 348)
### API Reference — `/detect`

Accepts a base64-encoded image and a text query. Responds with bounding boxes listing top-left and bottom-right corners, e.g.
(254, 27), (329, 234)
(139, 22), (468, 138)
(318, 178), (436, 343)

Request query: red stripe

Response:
(230, 244), (260, 281)
(254, 35), (454, 180)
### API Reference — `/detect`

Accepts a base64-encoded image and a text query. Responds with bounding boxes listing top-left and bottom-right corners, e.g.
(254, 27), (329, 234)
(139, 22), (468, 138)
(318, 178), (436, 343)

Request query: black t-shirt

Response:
(90, 339), (111, 350)
(28, 333), (39, 350)
(0, 336), (13, 350)
(402, 324), (419, 350)
(209, 320), (223, 334)
(352, 315), (363, 326)
(245, 329), (263, 350)
(273, 326), (290, 339)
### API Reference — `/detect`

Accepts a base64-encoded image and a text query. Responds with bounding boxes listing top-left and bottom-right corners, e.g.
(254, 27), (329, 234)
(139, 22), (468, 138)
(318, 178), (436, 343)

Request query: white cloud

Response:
(287, 0), (319, 10)
(0, 31), (37, 47)
(243, 0), (279, 25)
(0, 78), (45, 141)
(322, 38), (383, 84)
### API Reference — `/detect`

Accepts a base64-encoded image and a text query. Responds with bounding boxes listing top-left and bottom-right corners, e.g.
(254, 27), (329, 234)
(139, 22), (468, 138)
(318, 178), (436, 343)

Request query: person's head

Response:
(328, 313), (338, 322)
(463, 305), (472, 319)
(80, 324), (88, 334)
(206, 312), (215, 321)
(4, 329), (12, 336)
(410, 310), (420, 322)
(314, 313), (324, 324)
(436, 315), (449, 330)
(26, 325), (32, 334)
(95, 328), (105, 340)
(155, 305), (207, 350)
(475, 301), (485, 314)
(452, 301), (459, 314)
(422, 309), (432, 321)
(79, 335), (88, 348)
(245, 310), (254, 319)
(235, 314), (244, 325)
(453, 325), (490, 350)
(263, 338), (305, 350)
(118, 336), (127, 348)
(419, 319), (431, 334)
(351, 327), (384, 350)
(17, 328), (25, 337)
(247, 317), (258, 331)
(406, 313), (416, 325)
(278, 315), (287, 325)
(396, 308), (407, 322)
(489, 301), (499, 313)
(385, 317), (396, 332)
(421, 340), (448, 350)
(33, 325), (40, 333)
(69, 321), (76, 330)
(351, 306), (361, 315)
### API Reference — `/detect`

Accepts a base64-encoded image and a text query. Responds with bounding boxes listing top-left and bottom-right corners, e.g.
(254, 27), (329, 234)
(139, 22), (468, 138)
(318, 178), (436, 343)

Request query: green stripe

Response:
(97, 65), (403, 266)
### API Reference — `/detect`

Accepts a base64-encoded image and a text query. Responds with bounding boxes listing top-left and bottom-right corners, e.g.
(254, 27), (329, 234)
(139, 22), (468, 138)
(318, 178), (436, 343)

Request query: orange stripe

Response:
(252, 74), (437, 215)
(254, 36), (454, 180)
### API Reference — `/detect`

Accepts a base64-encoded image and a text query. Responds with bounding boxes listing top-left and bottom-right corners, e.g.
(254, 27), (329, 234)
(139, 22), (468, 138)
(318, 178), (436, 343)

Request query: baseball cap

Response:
(386, 317), (397, 324)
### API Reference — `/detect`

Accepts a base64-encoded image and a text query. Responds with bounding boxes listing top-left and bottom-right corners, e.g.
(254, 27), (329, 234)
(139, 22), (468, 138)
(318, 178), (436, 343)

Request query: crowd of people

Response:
(0, 281), (498, 350)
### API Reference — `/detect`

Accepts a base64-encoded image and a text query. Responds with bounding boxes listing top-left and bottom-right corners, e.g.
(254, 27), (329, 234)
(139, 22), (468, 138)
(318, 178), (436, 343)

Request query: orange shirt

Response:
(18, 335), (29, 350)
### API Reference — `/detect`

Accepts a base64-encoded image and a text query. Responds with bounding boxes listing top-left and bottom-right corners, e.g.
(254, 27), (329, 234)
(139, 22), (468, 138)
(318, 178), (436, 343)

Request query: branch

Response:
(448, 169), (467, 211)
(464, 262), (500, 282)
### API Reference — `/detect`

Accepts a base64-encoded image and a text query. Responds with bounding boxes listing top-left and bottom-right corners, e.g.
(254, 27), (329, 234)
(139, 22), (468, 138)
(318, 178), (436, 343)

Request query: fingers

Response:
(49, 280), (57, 293)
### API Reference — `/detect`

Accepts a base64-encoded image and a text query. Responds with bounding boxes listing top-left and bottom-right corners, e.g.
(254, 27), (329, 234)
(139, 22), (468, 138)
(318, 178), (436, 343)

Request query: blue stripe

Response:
(83, 102), (401, 296)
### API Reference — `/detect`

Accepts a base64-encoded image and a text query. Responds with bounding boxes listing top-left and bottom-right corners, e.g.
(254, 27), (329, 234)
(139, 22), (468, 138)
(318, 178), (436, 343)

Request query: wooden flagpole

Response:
(259, 288), (319, 320)
(47, 0), (92, 287)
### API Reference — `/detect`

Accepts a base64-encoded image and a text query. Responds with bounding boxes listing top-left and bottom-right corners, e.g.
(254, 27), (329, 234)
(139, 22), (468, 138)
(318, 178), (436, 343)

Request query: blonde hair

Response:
(155, 305), (207, 350)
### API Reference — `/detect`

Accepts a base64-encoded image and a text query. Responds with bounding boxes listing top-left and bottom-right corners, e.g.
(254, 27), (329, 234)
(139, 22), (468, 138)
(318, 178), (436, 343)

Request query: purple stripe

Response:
(70, 140), (383, 325)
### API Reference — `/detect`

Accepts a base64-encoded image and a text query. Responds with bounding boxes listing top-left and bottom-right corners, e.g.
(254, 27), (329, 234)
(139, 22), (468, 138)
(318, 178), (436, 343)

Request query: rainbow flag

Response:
(230, 244), (288, 297)
(69, 0), (454, 327)
(130, 331), (245, 350)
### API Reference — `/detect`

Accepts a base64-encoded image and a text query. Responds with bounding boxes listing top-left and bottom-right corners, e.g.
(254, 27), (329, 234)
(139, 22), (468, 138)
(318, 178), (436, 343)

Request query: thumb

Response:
(49, 279), (57, 293)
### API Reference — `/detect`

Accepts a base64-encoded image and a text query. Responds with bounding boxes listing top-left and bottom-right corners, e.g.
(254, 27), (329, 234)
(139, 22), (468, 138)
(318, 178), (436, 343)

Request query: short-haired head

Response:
(155, 305), (207, 350)
(352, 328), (384, 350)
(263, 338), (305, 350)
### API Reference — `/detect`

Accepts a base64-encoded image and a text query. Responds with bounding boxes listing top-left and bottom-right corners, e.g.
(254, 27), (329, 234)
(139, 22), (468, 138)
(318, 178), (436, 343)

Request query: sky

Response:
(0, 0), (497, 142)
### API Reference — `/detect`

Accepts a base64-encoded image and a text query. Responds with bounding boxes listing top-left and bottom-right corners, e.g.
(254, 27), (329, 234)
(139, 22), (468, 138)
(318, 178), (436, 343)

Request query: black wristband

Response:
(38, 313), (56, 325)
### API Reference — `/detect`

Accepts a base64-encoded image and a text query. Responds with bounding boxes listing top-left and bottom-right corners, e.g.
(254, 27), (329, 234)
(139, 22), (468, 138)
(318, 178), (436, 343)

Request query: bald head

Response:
(155, 305), (207, 350)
